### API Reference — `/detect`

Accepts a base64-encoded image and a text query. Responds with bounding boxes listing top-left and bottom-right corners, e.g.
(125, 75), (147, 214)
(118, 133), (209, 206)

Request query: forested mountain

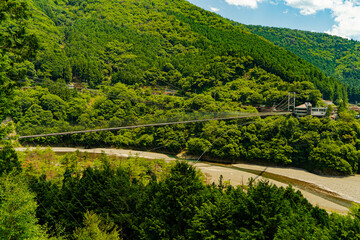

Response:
(8, 0), (360, 176)
(24, 0), (346, 101)
(235, 23), (360, 102)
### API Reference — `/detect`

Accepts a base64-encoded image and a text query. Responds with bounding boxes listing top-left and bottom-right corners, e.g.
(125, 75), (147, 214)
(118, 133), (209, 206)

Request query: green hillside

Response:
(8, 0), (360, 176)
(234, 23), (360, 102)
(24, 0), (346, 101)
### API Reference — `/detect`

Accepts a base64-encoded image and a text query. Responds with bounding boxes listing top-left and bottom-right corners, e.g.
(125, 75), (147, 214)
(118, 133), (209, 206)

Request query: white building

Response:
(294, 102), (327, 118)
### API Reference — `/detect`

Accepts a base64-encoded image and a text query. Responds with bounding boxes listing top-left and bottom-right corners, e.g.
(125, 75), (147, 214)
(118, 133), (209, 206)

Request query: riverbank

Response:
(16, 147), (355, 214)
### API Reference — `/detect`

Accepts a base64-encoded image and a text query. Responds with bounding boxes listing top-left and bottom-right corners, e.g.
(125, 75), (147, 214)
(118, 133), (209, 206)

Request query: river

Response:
(16, 147), (359, 214)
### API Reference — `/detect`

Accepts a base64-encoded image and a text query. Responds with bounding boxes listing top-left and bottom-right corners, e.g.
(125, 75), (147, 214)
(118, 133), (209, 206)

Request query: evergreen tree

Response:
(0, 145), (21, 175)
(73, 211), (121, 240)
(0, 173), (48, 239)
(0, 0), (38, 121)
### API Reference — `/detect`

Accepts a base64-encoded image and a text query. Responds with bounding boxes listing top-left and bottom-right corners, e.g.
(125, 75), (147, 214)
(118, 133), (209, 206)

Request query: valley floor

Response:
(16, 147), (358, 214)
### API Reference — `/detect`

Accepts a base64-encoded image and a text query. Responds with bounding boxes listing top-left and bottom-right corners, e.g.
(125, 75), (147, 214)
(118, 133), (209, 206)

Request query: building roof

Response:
(323, 100), (334, 106)
(349, 106), (360, 111)
(295, 102), (312, 109)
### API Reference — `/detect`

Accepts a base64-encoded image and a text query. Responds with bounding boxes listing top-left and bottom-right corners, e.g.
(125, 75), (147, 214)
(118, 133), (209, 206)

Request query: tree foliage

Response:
(0, 0), (38, 121)
(7, 0), (355, 176)
(73, 211), (121, 240)
(23, 159), (360, 239)
(238, 24), (360, 103)
(18, 0), (347, 103)
(0, 173), (47, 239)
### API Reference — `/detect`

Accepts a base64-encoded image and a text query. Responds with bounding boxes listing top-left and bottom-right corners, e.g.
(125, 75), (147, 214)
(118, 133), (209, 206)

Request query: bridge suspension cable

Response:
(18, 112), (291, 139)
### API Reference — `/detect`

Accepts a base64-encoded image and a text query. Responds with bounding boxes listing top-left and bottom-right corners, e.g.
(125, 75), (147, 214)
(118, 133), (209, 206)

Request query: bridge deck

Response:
(19, 112), (291, 139)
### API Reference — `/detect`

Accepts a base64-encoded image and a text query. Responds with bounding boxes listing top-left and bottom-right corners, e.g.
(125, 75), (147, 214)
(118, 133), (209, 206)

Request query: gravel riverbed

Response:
(16, 147), (356, 214)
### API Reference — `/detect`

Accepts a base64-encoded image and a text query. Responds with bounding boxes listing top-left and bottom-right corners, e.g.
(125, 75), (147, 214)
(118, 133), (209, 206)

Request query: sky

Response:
(187, 0), (360, 41)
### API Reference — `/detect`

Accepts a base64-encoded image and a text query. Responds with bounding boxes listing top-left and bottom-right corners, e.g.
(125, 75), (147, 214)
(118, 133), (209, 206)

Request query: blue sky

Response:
(187, 0), (360, 41)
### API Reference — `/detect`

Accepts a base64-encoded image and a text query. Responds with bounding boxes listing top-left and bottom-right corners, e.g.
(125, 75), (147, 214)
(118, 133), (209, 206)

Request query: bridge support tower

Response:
(288, 92), (296, 112)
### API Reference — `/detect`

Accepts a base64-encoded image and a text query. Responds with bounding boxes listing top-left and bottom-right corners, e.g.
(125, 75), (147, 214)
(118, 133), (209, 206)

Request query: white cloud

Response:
(283, 0), (360, 40)
(283, 9), (289, 14)
(284, 0), (335, 15)
(327, 1), (360, 40)
(221, 0), (360, 40)
(210, 7), (220, 12)
(225, 0), (265, 9)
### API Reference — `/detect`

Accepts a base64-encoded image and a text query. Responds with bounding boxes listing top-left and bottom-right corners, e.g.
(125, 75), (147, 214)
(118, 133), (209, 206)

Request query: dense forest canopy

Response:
(235, 23), (360, 103)
(21, 0), (347, 102)
(0, 0), (38, 122)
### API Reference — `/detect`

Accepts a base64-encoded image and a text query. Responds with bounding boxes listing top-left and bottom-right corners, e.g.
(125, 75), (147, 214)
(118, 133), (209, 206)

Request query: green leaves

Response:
(0, 0), (38, 131)
(0, 173), (47, 239)
(137, 161), (205, 239)
(0, 146), (21, 175)
(243, 24), (359, 103)
(0, 0), (38, 60)
(186, 138), (211, 156)
(309, 141), (356, 175)
(73, 211), (120, 240)
(20, 155), (360, 239)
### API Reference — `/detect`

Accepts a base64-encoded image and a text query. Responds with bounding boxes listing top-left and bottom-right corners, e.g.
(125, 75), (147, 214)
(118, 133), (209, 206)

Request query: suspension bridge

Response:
(18, 111), (292, 139)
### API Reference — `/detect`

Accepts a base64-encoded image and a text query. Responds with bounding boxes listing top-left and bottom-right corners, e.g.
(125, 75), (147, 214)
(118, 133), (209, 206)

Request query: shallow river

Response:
(16, 147), (360, 214)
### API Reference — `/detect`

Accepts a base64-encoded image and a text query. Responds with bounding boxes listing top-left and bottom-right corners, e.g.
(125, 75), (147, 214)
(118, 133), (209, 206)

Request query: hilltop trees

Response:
(7, 0), (355, 176)
(0, 0), (38, 121)
(23, 0), (347, 102)
(5, 0), (360, 239)
(241, 24), (360, 102)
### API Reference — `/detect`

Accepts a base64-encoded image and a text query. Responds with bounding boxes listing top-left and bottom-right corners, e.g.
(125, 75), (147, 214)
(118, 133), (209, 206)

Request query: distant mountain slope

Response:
(24, 0), (347, 102)
(234, 23), (360, 102)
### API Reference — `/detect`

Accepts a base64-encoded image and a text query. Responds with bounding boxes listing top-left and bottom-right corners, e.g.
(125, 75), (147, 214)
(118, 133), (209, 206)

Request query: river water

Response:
(16, 147), (358, 213)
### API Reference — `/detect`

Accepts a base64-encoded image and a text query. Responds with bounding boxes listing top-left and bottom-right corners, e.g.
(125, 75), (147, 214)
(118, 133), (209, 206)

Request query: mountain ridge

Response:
(233, 22), (360, 102)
